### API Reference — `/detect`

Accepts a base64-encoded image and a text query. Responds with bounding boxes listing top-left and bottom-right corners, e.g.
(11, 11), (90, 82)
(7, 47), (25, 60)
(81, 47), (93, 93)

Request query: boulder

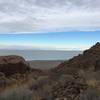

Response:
(0, 55), (30, 76)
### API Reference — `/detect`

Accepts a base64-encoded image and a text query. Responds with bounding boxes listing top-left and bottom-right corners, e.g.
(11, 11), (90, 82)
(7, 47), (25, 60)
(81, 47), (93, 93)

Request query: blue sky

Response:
(0, 0), (100, 50)
(0, 31), (100, 50)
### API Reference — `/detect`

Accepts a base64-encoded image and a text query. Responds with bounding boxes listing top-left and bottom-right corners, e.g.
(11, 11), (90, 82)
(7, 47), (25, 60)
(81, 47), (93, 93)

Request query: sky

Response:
(0, 0), (100, 32)
(0, 0), (100, 50)
(0, 31), (100, 50)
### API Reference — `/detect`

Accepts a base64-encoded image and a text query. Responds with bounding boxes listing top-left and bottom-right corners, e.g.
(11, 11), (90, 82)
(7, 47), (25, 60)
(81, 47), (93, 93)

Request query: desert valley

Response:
(0, 43), (100, 100)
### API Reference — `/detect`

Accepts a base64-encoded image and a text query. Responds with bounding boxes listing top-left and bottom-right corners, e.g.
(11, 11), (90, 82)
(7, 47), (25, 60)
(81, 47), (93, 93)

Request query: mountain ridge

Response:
(52, 42), (100, 73)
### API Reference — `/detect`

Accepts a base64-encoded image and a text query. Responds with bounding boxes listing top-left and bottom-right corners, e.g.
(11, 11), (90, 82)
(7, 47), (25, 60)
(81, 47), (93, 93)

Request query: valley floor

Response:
(28, 60), (64, 69)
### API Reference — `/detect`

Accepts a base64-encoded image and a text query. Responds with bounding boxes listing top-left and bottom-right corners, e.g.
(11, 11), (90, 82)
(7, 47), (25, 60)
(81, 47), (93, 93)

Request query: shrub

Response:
(80, 88), (100, 100)
(86, 79), (98, 88)
(0, 88), (33, 100)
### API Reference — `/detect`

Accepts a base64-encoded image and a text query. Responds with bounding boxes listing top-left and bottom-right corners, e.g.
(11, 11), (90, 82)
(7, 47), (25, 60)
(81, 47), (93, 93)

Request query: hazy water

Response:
(0, 50), (82, 60)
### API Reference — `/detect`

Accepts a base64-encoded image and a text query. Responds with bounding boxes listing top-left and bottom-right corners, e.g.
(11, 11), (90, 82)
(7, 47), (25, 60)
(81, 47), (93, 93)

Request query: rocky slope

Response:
(52, 42), (100, 74)
(50, 42), (100, 100)
(0, 43), (100, 100)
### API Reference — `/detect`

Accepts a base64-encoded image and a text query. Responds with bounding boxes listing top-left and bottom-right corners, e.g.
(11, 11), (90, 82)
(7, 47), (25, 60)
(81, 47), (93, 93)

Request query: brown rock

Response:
(52, 79), (87, 100)
(0, 55), (30, 76)
(50, 43), (100, 99)
(53, 42), (100, 73)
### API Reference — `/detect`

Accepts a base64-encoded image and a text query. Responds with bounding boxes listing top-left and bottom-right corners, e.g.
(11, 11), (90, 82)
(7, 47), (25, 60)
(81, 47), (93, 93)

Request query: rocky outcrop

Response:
(0, 55), (30, 76)
(50, 43), (100, 100)
(53, 42), (100, 74)
(52, 80), (87, 100)
(0, 43), (100, 100)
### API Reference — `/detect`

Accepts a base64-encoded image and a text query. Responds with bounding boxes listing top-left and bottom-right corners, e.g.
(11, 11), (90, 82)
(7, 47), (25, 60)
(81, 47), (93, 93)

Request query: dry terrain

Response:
(0, 43), (100, 100)
(28, 60), (63, 69)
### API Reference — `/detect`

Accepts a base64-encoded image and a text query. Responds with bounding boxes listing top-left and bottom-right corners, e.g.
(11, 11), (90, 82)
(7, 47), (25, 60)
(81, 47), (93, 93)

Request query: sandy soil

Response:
(28, 60), (64, 70)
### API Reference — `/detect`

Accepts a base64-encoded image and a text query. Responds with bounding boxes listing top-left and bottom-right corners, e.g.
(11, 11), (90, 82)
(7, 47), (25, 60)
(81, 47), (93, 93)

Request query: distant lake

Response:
(0, 50), (82, 61)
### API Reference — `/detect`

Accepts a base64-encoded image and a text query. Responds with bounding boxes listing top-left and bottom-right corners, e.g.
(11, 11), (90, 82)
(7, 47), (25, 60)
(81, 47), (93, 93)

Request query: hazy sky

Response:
(0, 31), (100, 50)
(0, 0), (100, 50)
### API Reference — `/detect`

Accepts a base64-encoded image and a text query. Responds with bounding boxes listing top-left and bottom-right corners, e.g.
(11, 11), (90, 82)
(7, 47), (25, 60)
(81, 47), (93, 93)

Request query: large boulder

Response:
(0, 55), (30, 76)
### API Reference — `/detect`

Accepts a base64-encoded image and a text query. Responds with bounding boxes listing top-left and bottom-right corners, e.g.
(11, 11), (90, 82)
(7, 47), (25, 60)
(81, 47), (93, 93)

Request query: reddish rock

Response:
(0, 55), (30, 76)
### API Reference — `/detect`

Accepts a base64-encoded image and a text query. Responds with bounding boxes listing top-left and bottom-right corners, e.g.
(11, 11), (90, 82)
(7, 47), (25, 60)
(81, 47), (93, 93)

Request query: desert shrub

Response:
(80, 88), (100, 100)
(58, 74), (74, 83)
(86, 78), (98, 88)
(29, 76), (53, 100)
(0, 72), (5, 77)
(0, 88), (33, 100)
(0, 76), (11, 87)
(29, 76), (51, 90)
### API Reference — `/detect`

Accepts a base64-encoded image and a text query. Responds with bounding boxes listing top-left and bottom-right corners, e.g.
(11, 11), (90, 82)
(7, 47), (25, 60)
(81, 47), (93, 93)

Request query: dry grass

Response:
(80, 87), (100, 100)
(0, 87), (33, 100)
(86, 79), (99, 88)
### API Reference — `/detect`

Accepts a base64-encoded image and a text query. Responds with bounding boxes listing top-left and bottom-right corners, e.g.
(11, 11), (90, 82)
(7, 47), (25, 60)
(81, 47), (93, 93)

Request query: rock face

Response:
(52, 80), (87, 100)
(50, 43), (100, 100)
(53, 42), (100, 73)
(0, 55), (30, 76)
(0, 43), (100, 100)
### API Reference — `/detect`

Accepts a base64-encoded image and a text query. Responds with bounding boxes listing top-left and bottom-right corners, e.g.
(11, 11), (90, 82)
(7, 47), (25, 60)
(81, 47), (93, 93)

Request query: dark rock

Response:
(0, 55), (30, 76)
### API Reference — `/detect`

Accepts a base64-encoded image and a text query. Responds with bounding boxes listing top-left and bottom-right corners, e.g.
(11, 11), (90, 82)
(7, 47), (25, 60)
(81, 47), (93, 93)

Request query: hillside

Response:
(52, 42), (100, 73)
(50, 42), (100, 99)
(0, 43), (100, 100)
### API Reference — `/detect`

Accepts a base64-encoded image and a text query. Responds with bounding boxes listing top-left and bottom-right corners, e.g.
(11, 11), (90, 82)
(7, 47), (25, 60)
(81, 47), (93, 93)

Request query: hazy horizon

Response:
(0, 31), (100, 51)
(0, 49), (82, 60)
(0, 0), (100, 57)
(0, 1), (100, 99)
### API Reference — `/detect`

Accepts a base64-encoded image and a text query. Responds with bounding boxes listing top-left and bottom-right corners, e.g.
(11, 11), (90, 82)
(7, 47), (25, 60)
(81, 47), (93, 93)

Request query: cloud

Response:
(0, 43), (89, 50)
(0, 0), (100, 33)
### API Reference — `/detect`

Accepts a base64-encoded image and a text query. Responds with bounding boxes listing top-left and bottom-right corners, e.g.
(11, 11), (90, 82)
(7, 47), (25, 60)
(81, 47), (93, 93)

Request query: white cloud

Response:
(0, 43), (89, 50)
(0, 0), (100, 33)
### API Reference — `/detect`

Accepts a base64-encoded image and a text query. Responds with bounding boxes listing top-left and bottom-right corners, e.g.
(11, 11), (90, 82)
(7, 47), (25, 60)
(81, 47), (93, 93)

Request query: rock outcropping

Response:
(53, 42), (100, 74)
(0, 55), (30, 76)
(50, 42), (100, 100)
(0, 43), (100, 100)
